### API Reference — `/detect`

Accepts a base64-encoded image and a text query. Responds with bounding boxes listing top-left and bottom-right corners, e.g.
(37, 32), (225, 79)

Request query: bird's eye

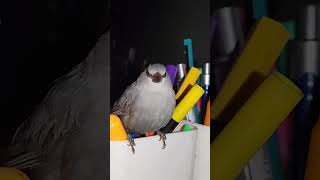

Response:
(146, 69), (152, 77)
(162, 72), (167, 78)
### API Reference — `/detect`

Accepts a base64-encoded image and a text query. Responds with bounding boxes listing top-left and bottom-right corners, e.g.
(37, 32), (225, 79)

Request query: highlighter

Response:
(110, 114), (127, 141)
(184, 38), (194, 68)
(304, 117), (320, 180)
(161, 85), (205, 133)
(175, 67), (201, 102)
(0, 167), (30, 180)
(211, 72), (303, 180)
(166, 65), (177, 85)
(212, 17), (290, 122)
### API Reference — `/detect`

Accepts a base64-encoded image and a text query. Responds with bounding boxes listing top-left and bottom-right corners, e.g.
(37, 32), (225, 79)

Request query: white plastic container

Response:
(110, 121), (210, 180)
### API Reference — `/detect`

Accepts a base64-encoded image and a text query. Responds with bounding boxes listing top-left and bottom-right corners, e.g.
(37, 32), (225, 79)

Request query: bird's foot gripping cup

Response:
(156, 131), (167, 149)
(127, 132), (136, 154)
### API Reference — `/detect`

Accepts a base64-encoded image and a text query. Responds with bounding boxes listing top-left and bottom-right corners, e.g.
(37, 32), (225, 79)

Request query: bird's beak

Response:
(152, 72), (163, 83)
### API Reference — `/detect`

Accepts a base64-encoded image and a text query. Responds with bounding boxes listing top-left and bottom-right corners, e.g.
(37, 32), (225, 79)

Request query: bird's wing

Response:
(111, 82), (138, 116)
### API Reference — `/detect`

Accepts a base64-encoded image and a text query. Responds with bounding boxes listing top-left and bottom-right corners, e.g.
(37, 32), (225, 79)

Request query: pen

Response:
(184, 38), (194, 68)
(201, 63), (210, 124)
(213, 7), (244, 93)
(174, 63), (187, 93)
(161, 85), (204, 133)
(289, 5), (320, 178)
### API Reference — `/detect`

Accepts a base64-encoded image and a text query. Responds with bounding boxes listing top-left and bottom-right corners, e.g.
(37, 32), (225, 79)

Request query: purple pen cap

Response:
(176, 63), (187, 81)
(166, 65), (178, 84)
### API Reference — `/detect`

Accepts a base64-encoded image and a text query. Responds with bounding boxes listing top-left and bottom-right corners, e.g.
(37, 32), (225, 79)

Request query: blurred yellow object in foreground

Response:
(0, 167), (30, 180)
(110, 114), (127, 141)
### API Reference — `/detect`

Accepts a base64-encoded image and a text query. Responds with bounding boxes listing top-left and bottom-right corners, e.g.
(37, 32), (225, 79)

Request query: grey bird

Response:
(2, 30), (110, 180)
(112, 63), (176, 153)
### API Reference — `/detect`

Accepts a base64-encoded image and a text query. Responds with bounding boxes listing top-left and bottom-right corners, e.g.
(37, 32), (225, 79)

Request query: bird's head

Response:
(145, 64), (167, 83)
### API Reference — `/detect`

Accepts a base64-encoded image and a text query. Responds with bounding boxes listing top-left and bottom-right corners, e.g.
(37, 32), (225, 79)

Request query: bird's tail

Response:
(1, 145), (45, 171)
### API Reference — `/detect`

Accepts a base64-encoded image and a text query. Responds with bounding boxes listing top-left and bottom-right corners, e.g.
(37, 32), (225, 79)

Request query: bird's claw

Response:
(157, 131), (167, 149)
(127, 134), (136, 154)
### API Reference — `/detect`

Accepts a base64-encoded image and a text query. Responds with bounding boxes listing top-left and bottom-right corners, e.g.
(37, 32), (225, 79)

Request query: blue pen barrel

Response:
(290, 74), (320, 180)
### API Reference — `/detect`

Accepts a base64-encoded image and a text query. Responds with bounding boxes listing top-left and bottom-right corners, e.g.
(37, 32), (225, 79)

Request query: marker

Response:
(212, 17), (290, 122)
(176, 67), (201, 102)
(161, 85), (205, 133)
(182, 124), (194, 132)
(184, 38), (194, 68)
(174, 64), (187, 93)
(304, 117), (320, 180)
(110, 114), (127, 141)
(211, 72), (303, 180)
(145, 131), (155, 137)
(166, 65), (177, 85)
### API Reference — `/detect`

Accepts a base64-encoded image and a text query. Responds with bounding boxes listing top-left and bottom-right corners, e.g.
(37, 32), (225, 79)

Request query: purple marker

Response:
(166, 65), (177, 85)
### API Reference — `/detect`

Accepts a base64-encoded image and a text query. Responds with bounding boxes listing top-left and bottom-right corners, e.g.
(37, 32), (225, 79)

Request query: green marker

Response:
(182, 124), (194, 132)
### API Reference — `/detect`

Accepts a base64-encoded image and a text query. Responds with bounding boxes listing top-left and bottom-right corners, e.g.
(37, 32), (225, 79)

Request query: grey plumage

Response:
(3, 30), (110, 180)
(112, 64), (176, 134)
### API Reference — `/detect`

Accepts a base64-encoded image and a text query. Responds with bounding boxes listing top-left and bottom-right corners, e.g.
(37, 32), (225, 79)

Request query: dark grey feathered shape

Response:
(4, 30), (109, 180)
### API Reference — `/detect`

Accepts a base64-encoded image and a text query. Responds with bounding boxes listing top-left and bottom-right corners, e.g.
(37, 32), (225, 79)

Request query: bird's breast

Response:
(126, 87), (175, 133)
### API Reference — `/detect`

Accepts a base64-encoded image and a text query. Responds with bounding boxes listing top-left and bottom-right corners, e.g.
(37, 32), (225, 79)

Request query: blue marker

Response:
(184, 38), (194, 68)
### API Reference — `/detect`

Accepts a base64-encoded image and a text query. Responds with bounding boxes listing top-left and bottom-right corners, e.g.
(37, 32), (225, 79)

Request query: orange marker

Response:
(204, 100), (210, 126)
(145, 131), (155, 137)
(110, 114), (127, 141)
(304, 118), (320, 180)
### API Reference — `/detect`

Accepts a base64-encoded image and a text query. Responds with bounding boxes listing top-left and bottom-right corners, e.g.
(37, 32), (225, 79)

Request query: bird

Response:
(1, 30), (110, 180)
(112, 63), (176, 153)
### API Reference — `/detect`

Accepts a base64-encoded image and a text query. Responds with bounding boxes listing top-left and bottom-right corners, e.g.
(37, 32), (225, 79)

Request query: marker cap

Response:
(173, 84), (205, 122)
(110, 114), (127, 141)
(176, 67), (201, 100)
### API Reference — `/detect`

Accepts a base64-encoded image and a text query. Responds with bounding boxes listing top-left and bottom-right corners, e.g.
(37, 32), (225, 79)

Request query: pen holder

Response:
(110, 121), (209, 180)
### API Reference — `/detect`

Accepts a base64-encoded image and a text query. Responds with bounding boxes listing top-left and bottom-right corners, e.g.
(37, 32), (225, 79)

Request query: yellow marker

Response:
(175, 67), (200, 101)
(0, 167), (30, 180)
(212, 17), (290, 121)
(162, 84), (205, 133)
(304, 118), (320, 180)
(110, 114), (127, 141)
(211, 72), (303, 180)
(173, 84), (205, 122)
(204, 99), (210, 126)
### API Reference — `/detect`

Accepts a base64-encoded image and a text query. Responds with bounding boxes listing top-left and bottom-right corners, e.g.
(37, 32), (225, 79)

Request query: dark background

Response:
(0, 0), (109, 146)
